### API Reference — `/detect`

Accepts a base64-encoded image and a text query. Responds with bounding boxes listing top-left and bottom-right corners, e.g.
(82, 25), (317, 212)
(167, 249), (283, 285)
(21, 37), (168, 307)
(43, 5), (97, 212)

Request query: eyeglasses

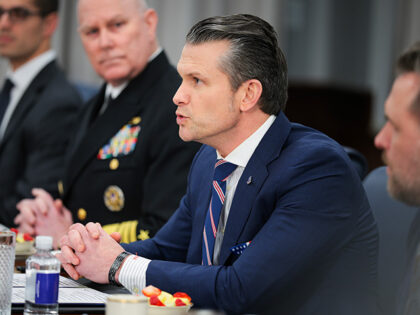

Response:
(0, 6), (42, 23)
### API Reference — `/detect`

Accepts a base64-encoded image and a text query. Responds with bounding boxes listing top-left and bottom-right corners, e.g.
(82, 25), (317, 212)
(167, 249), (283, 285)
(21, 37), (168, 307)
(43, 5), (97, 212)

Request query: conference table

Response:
(12, 253), (224, 315)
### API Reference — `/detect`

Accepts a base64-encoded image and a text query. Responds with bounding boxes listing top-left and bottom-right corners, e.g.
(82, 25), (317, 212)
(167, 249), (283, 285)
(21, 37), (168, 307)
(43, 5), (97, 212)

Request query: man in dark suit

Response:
(0, 0), (81, 227)
(58, 14), (378, 314)
(374, 42), (420, 315)
(15, 0), (199, 247)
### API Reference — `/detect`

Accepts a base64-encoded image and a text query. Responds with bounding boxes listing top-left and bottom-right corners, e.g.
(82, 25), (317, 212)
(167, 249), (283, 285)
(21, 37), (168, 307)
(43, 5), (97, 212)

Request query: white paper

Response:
(12, 273), (108, 304)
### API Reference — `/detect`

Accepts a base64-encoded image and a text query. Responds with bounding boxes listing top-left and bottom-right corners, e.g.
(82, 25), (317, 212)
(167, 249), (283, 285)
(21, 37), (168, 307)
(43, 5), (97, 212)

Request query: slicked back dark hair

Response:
(32, 0), (58, 17)
(396, 41), (420, 113)
(186, 14), (288, 115)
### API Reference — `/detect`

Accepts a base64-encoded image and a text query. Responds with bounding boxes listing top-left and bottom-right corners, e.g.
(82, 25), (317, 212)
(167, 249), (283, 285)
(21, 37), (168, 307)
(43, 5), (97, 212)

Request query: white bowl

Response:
(148, 304), (192, 315)
(15, 241), (34, 254)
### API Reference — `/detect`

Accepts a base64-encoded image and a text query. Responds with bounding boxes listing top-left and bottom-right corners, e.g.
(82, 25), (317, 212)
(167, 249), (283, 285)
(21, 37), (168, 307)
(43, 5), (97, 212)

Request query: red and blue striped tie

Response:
(202, 159), (237, 265)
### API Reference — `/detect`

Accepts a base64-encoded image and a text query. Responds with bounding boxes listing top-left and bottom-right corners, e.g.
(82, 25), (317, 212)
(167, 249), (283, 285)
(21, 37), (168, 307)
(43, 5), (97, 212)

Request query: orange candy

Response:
(142, 285), (162, 297)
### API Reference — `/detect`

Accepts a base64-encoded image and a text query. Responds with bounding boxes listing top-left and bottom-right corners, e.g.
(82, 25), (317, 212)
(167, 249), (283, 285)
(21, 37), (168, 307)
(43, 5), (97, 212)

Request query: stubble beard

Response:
(388, 172), (420, 206)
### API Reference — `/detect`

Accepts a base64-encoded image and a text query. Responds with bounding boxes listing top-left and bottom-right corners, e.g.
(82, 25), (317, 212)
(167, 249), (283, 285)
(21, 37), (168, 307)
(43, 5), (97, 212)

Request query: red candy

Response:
(23, 233), (34, 241)
(150, 296), (165, 306)
(173, 292), (191, 302)
(175, 298), (187, 306)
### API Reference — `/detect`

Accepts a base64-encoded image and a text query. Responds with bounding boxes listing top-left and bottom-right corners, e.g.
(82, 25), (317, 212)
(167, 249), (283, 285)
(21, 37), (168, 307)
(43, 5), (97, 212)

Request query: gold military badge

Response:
(77, 208), (87, 221)
(104, 185), (125, 212)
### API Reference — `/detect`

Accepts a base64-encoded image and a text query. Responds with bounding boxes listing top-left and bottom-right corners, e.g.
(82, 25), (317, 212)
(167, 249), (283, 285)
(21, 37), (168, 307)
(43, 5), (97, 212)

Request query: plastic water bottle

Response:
(24, 236), (60, 315)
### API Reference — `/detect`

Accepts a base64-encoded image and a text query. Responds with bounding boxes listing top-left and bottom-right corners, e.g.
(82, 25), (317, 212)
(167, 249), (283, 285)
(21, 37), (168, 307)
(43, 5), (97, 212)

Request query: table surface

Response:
(12, 269), (224, 315)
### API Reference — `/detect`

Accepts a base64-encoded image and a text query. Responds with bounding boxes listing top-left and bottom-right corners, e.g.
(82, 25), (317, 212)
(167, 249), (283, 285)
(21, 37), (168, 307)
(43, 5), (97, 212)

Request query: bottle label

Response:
(26, 271), (59, 304)
(35, 273), (59, 304)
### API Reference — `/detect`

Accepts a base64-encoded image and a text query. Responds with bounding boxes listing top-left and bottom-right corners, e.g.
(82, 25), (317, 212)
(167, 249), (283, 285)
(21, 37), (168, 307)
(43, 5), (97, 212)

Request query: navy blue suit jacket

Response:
(123, 113), (378, 314)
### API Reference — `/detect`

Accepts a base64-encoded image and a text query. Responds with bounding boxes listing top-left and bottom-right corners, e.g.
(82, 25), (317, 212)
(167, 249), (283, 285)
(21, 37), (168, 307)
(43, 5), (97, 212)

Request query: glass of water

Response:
(0, 231), (15, 315)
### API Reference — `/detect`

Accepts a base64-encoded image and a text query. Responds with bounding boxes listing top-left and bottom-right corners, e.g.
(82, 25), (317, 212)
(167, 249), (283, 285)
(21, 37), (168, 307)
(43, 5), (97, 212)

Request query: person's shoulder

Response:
(189, 145), (215, 169)
(40, 63), (82, 105)
(277, 122), (355, 180)
(287, 123), (347, 160)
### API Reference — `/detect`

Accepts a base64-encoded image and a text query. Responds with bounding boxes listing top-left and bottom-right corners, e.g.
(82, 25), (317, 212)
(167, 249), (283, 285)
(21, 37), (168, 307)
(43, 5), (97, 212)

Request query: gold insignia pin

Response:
(138, 229), (150, 241)
(57, 180), (64, 196)
(109, 158), (119, 170)
(104, 185), (125, 212)
(130, 116), (141, 125)
(77, 208), (87, 221)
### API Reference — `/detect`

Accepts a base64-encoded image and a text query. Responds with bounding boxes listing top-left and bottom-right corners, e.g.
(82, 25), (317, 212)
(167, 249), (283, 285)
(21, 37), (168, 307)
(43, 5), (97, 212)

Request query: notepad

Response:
(12, 273), (109, 304)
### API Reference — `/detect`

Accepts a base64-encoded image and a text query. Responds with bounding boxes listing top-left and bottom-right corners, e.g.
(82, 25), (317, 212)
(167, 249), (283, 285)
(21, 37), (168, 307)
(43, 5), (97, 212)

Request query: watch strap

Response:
(108, 251), (130, 286)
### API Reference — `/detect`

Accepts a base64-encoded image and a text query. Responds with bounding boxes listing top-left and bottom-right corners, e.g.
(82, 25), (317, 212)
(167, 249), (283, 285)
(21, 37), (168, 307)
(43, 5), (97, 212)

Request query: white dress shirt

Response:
(0, 50), (56, 140)
(119, 114), (276, 294)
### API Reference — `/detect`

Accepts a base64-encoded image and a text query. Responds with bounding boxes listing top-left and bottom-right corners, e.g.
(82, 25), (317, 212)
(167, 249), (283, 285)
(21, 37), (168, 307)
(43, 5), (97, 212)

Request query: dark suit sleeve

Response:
(0, 78), (81, 226)
(123, 145), (376, 314)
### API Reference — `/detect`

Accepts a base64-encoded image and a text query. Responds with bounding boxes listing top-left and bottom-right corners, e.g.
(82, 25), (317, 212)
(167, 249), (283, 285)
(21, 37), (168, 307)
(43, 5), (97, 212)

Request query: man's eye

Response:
(11, 8), (30, 19)
(86, 29), (98, 36)
(111, 21), (125, 29)
(193, 77), (201, 84)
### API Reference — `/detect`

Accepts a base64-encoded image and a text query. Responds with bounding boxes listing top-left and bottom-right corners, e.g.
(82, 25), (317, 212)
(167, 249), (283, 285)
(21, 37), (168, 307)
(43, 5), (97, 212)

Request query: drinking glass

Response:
(0, 231), (15, 315)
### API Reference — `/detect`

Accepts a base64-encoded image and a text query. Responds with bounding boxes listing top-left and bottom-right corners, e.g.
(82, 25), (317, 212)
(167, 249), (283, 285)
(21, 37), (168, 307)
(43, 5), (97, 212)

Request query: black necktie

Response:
(0, 79), (14, 123)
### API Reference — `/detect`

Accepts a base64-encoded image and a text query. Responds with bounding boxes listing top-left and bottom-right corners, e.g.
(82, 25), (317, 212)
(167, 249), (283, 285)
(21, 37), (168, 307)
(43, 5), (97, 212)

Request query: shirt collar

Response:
(105, 47), (163, 99)
(217, 115), (276, 168)
(148, 47), (162, 62)
(105, 81), (128, 100)
(8, 50), (56, 91)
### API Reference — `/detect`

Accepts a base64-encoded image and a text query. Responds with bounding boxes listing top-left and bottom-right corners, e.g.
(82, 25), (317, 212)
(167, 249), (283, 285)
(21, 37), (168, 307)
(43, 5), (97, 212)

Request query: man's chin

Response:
(100, 68), (130, 85)
(179, 131), (193, 143)
(388, 178), (420, 206)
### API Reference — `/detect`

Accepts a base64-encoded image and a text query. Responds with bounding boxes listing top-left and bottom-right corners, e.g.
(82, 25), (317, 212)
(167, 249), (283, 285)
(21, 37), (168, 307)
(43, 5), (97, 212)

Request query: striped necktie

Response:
(202, 159), (237, 266)
(0, 79), (14, 123)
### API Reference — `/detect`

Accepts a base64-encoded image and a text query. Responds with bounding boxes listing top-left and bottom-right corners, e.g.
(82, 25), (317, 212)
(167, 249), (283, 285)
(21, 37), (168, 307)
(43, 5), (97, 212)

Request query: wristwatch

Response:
(108, 251), (130, 286)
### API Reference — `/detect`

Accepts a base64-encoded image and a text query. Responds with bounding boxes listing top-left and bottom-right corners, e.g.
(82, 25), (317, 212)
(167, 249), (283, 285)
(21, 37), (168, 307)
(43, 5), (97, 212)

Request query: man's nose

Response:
(98, 29), (114, 49)
(374, 123), (389, 150)
(0, 12), (13, 28)
(173, 83), (189, 106)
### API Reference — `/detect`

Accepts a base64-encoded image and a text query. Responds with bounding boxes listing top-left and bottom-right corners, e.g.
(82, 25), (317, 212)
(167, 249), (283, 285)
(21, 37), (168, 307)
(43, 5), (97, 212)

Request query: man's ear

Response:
(238, 79), (263, 112)
(42, 12), (58, 38)
(144, 8), (158, 38)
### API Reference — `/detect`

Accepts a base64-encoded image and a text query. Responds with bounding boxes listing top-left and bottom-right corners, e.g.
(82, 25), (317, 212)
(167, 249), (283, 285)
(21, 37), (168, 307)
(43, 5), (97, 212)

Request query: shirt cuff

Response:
(118, 254), (151, 295)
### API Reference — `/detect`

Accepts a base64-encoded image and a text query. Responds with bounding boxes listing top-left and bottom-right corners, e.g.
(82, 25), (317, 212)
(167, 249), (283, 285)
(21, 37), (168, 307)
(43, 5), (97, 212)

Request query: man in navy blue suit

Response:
(58, 14), (378, 314)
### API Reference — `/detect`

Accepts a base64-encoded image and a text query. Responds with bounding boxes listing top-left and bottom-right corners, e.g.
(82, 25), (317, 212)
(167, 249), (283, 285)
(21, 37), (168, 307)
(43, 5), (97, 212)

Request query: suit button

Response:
(57, 180), (64, 196)
(130, 116), (141, 125)
(78, 208), (87, 221)
(109, 158), (119, 170)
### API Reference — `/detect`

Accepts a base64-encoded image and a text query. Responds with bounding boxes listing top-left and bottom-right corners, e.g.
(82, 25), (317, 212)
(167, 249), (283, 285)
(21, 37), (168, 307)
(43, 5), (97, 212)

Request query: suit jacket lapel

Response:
(219, 113), (292, 265)
(65, 52), (172, 192)
(65, 91), (142, 190)
(0, 61), (57, 152)
(62, 87), (103, 186)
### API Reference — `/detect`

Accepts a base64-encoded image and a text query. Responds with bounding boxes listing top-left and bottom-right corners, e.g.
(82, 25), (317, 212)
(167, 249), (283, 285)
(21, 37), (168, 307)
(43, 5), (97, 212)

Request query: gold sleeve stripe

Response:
(103, 220), (138, 243)
(103, 223), (120, 235)
(130, 221), (138, 242)
(121, 221), (130, 243)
